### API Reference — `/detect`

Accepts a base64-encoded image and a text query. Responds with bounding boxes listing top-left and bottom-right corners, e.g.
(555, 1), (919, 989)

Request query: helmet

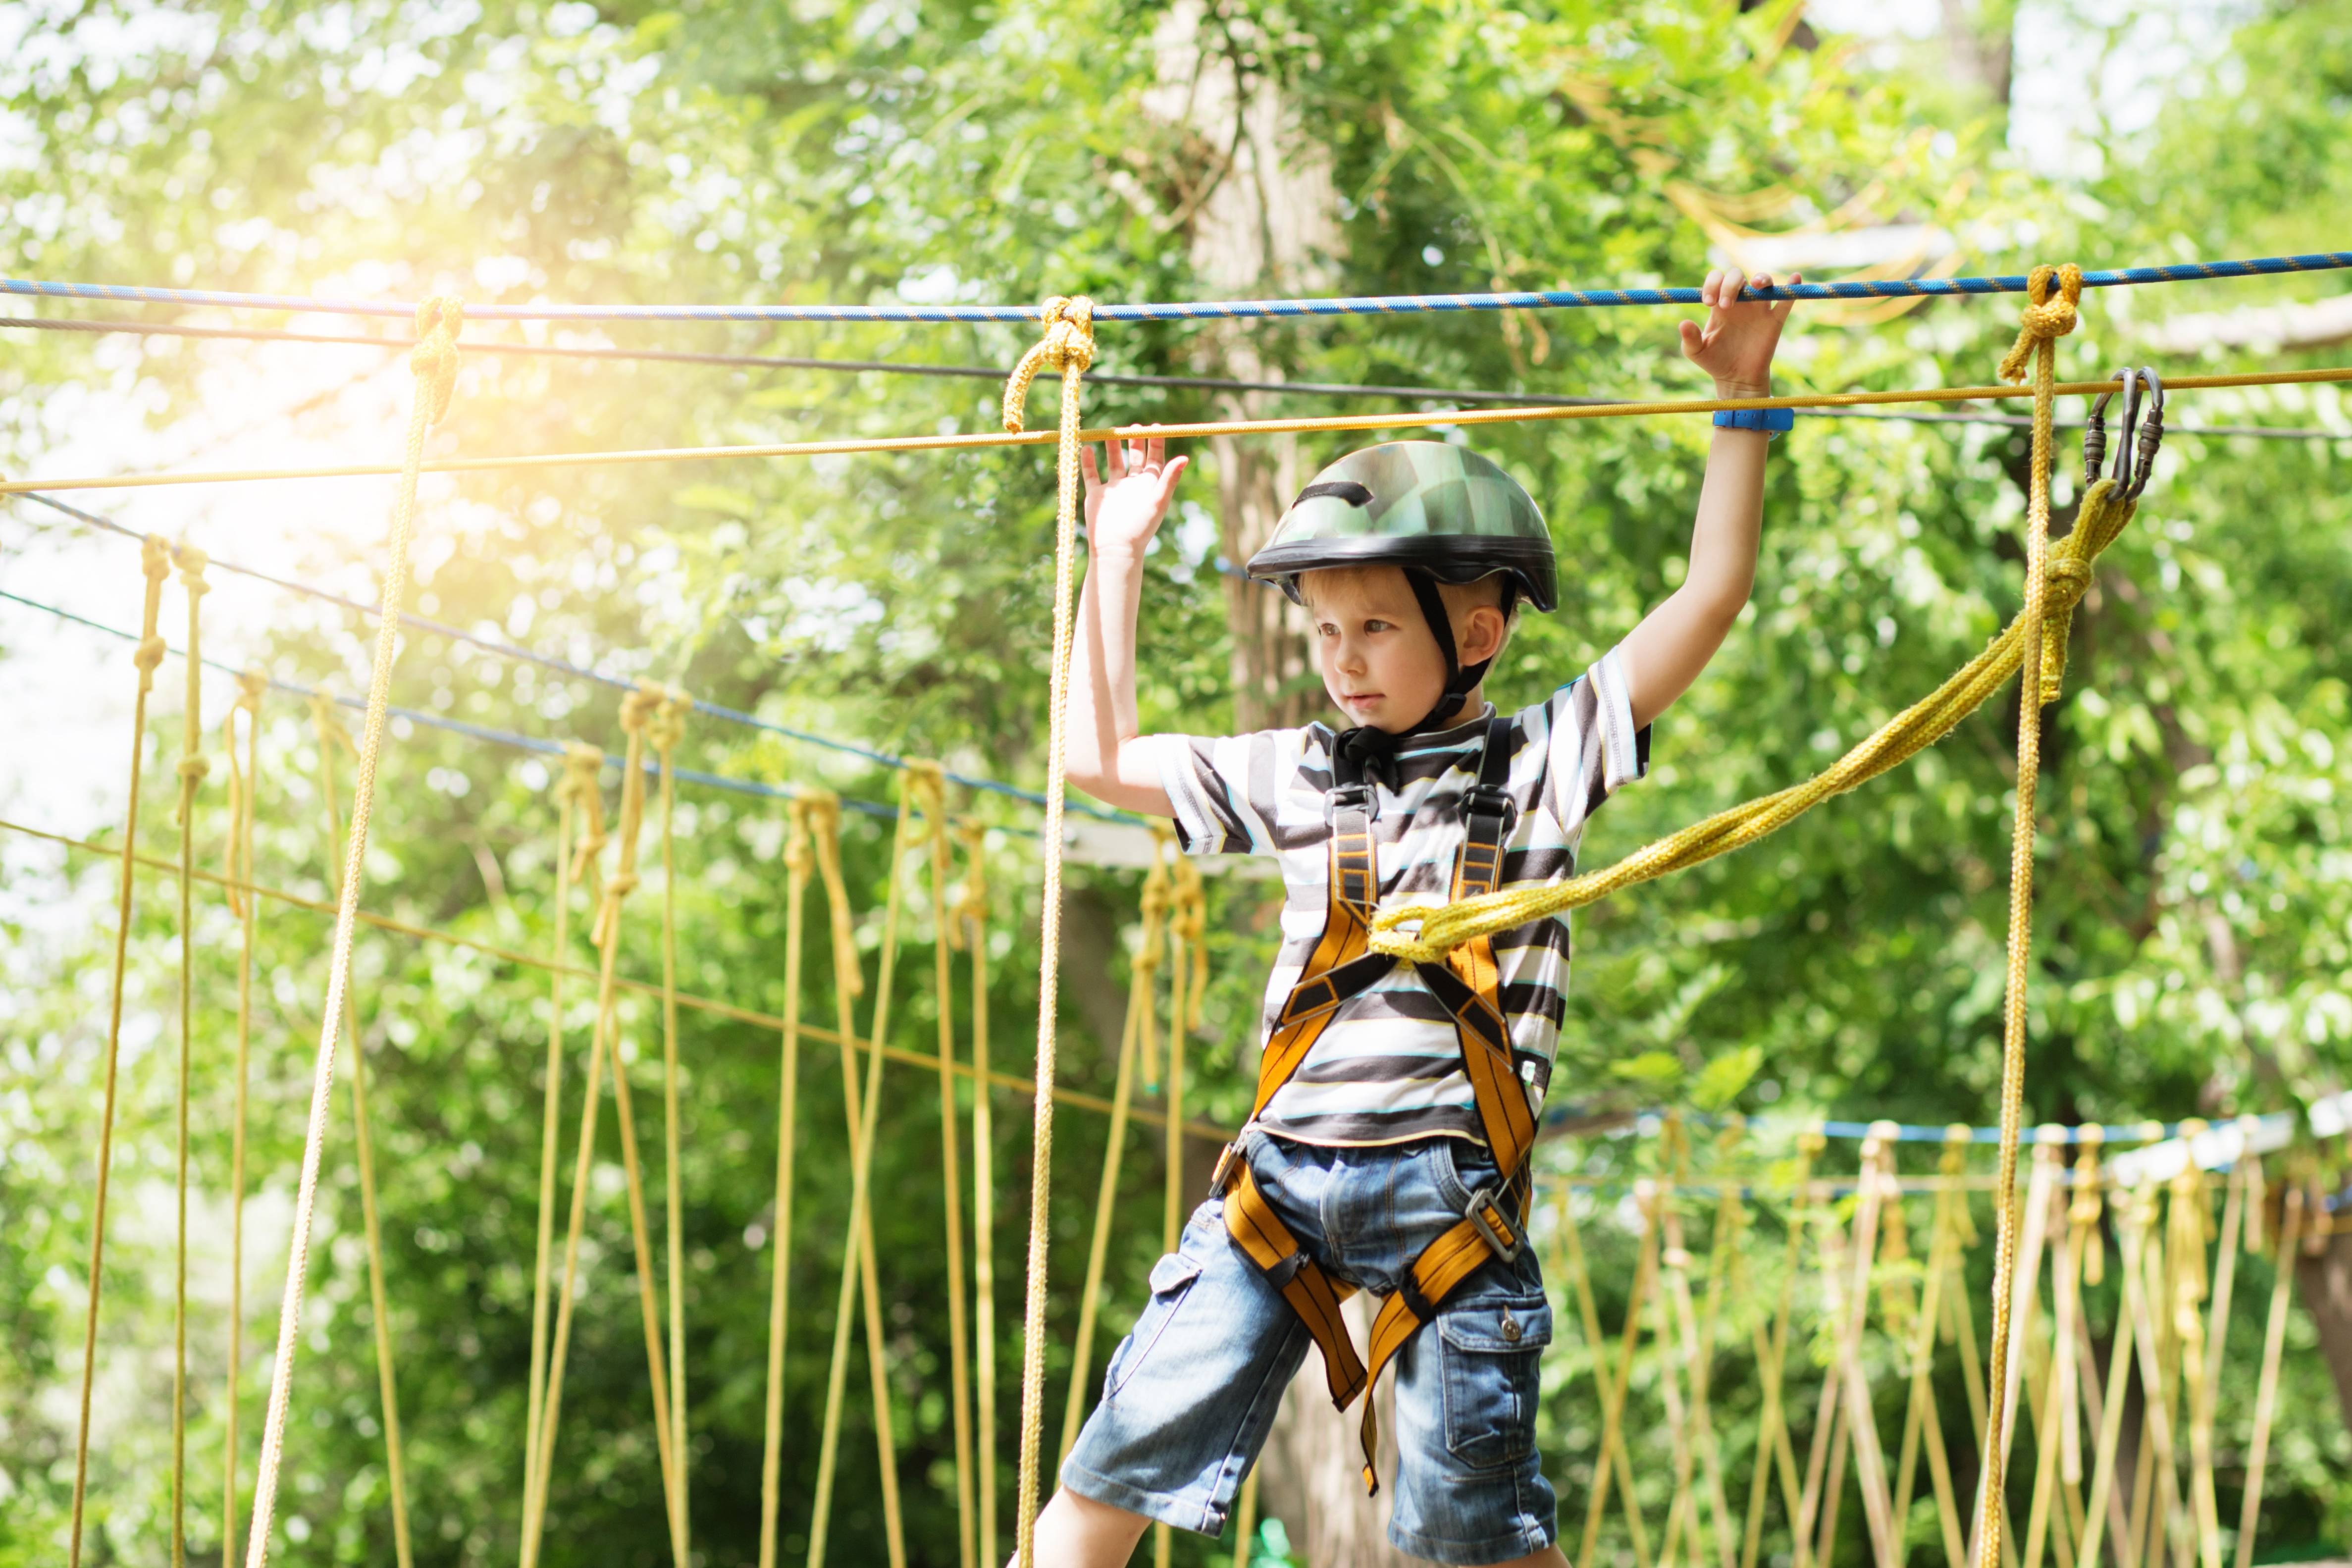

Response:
(1244, 441), (1557, 613)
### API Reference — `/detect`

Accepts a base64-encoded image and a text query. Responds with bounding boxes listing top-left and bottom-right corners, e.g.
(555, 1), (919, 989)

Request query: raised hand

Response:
(1081, 433), (1188, 559)
(1678, 268), (1801, 397)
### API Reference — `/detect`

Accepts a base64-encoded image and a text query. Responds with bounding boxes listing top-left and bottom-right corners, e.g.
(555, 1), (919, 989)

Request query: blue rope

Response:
(1548, 1103), (2207, 1145)
(0, 587), (901, 820)
(14, 492), (1134, 824)
(6, 252), (2348, 323)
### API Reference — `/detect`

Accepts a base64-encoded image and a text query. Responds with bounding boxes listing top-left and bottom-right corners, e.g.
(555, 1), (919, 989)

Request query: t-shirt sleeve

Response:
(1538, 645), (1651, 832)
(1151, 729), (1298, 856)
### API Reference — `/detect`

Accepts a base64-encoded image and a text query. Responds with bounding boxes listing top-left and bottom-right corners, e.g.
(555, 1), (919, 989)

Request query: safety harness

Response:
(1208, 712), (1537, 1494)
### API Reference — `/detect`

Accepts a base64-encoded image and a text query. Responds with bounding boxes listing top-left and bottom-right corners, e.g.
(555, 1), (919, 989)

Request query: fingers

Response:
(1146, 435), (1166, 470)
(1081, 444), (1103, 488)
(1772, 271), (1803, 320)
(1154, 453), (1190, 505)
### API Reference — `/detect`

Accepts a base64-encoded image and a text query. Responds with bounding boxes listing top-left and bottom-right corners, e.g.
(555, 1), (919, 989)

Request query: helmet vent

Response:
(1294, 480), (1373, 508)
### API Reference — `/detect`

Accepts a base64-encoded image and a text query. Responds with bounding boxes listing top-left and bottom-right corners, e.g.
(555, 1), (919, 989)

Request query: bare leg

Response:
(1018, 1488), (1153, 1568)
(1477, 1547), (1570, 1568)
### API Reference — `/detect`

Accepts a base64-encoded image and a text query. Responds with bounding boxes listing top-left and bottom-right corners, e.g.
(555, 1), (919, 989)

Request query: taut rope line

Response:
(758, 801), (815, 1568)
(651, 687), (694, 1562)
(170, 545), (210, 1568)
(6, 365), (2345, 495)
(65, 532), (173, 1568)
(1001, 293), (1096, 1568)
(241, 295), (461, 1568)
(219, 667), (266, 1568)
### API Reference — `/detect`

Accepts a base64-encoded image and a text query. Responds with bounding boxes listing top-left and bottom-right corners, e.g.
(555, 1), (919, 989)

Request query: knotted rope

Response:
(220, 668), (265, 1568)
(798, 789), (907, 1568)
(66, 532), (175, 1568)
(1977, 261), (2080, 1568)
(758, 801), (816, 1568)
(170, 544), (210, 1568)
(520, 742), (606, 1561)
(954, 819), (1001, 1568)
(648, 684), (694, 1564)
(245, 295), (459, 1568)
(808, 780), (919, 1568)
(1002, 293), (1097, 1568)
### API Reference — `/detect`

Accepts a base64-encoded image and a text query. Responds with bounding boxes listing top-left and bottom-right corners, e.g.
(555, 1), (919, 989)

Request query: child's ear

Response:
(1459, 604), (1509, 666)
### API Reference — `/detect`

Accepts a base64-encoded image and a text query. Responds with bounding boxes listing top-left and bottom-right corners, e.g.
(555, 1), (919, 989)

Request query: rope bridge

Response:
(8, 247), (2350, 1568)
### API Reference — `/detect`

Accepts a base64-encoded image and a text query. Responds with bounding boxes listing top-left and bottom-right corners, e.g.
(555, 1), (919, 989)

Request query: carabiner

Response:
(2083, 367), (2166, 500)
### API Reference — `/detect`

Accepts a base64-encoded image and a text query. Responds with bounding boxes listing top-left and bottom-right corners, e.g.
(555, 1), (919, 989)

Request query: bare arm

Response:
(1065, 435), (1186, 816)
(1620, 268), (1799, 730)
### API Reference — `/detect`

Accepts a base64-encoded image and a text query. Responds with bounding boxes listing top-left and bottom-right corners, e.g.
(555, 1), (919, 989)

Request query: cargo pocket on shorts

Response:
(1105, 1251), (1204, 1398)
(1439, 1293), (1552, 1470)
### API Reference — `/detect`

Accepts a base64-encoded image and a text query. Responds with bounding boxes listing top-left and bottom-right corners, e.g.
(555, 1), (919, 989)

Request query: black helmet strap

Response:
(1333, 569), (1504, 790)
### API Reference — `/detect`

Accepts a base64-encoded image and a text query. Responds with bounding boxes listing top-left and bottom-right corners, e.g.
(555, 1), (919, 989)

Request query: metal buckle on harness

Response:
(1463, 782), (1516, 840)
(1328, 781), (1375, 819)
(1208, 1141), (1244, 1198)
(1463, 1185), (1520, 1262)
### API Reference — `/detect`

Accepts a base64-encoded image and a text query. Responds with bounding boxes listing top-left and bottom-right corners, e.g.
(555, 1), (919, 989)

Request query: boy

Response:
(1051, 268), (1799, 1568)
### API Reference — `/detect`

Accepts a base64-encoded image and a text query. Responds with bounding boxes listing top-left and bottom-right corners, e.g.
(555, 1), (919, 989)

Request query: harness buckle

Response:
(1463, 1185), (1521, 1263)
(1328, 781), (1375, 820)
(1463, 782), (1516, 839)
(1207, 1141), (1244, 1198)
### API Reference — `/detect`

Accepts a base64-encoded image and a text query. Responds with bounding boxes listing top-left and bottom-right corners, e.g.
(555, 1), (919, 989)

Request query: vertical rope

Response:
(1740, 1129), (1821, 1568)
(759, 800), (814, 1568)
(1977, 262), (2081, 1568)
(66, 532), (170, 1568)
(521, 742), (602, 1558)
(311, 692), (416, 1568)
(1154, 834), (1197, 1568)
(1000, 290), (1095, 1568)
(242, 295), (460, 1568)
(907, 764), (979, 1568)
(650, 686), (693, 1562)
(1056, 843), (1165, 1463)
(800, 792), (908, 1568)
(220, 667), (265, 1568)
(2232, 1183), (2304, 1568)
(521, 707), (649, 1568)
(956, 821), (1000, 1568)
(171, 545), (210, 1568)
(807, 784), (918, 1568)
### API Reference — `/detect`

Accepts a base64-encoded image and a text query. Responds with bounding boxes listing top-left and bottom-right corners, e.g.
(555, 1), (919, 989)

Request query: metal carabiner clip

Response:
(2084, 367), (2166, 501)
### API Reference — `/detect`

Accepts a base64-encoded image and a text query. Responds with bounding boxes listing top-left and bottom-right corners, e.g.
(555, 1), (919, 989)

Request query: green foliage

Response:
(4, 0), (2352, 1562)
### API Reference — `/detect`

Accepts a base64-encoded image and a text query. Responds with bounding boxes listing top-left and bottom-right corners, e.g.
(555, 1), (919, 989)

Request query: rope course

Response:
(12, 247), (2352, 1568)
(10, 313), (2347, 443)
(5, 248), (2349, 320)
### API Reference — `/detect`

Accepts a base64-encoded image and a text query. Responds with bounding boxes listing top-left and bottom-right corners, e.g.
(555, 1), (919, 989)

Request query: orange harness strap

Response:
(1216, 716), (1533, 1495)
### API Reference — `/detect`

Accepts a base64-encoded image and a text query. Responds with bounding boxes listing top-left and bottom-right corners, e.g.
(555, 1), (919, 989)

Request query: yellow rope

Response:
(807, 781), (918, 1568)
(522, 687), (660, 1568)
(311, 688), (416, 1568)
(520, 742), (603, 1558)
(243, 294), (460, 1568)
(594, 691), (690, 1568)
(759, 799), (815, 1568)
(955, 820), (1001, 1568)
(7, 364), (2347, 495)
(170, 544), (209, 1568)
(2233, 1181), (2304, 1568)
(220, 667), (265, 1568)
(1004, 293), (1095, 1568)
(1977, 262), (2080, 1568)
(1057, 839), (1168, 1464)
(1739, 1129), (1820, 1568)
(64, 532), (170, 1568)
(908, 762), (979, 1568)
(650, 684), (693, 1561)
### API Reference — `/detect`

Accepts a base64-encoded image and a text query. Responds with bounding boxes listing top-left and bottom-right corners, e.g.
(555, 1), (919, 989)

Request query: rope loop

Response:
(559, 742), (609, 885)
(621, 682), (662, 736)
(948, 820), (990, 948)
(410, 296), (465, 427)
(1996, 263), (2083, 384)
(800, 787), (865, 998)
(904, 759), (950, 845)
(648, 685), (691, 755)
(783, 797), (815, 882)
(1000, 296), (1096, 434)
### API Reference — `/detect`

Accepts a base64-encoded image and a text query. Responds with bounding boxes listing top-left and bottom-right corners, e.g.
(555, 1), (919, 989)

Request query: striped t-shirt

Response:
(1155, 650), (1648, 1149)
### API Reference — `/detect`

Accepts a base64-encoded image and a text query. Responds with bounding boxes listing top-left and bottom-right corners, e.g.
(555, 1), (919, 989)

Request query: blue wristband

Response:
(1713, 406), (1795, 439)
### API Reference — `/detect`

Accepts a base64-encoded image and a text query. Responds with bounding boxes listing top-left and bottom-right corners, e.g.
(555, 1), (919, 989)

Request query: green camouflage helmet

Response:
(1245, 440), (1557, 612)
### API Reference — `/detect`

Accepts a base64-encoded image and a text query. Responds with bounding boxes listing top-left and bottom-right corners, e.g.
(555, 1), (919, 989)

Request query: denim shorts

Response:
(1059, 1128), (1556, 1565)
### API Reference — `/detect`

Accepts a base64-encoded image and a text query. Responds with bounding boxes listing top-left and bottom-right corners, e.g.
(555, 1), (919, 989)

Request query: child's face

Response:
(1303, 566), (1454, 732)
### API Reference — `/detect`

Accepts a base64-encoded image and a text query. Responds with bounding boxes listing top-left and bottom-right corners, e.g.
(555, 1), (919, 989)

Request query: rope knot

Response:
(648, 684), (691, 753)
(620, 683), (662, 736)
(1000, 296), (1096, 434)
(1997, 263), (2083, 384)
(784, 798), (815, 881)
(178, 544), (210, 599)
(236, 669), (268, 711)
(178, 755), (211, 783)
(410, 296), (465, 427)
(133, 635), (167, 676)
(142, 533), (173, 582)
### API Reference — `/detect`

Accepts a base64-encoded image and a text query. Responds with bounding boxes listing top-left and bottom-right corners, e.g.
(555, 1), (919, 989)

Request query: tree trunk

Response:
(2295, 1224), (2352, 1431)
